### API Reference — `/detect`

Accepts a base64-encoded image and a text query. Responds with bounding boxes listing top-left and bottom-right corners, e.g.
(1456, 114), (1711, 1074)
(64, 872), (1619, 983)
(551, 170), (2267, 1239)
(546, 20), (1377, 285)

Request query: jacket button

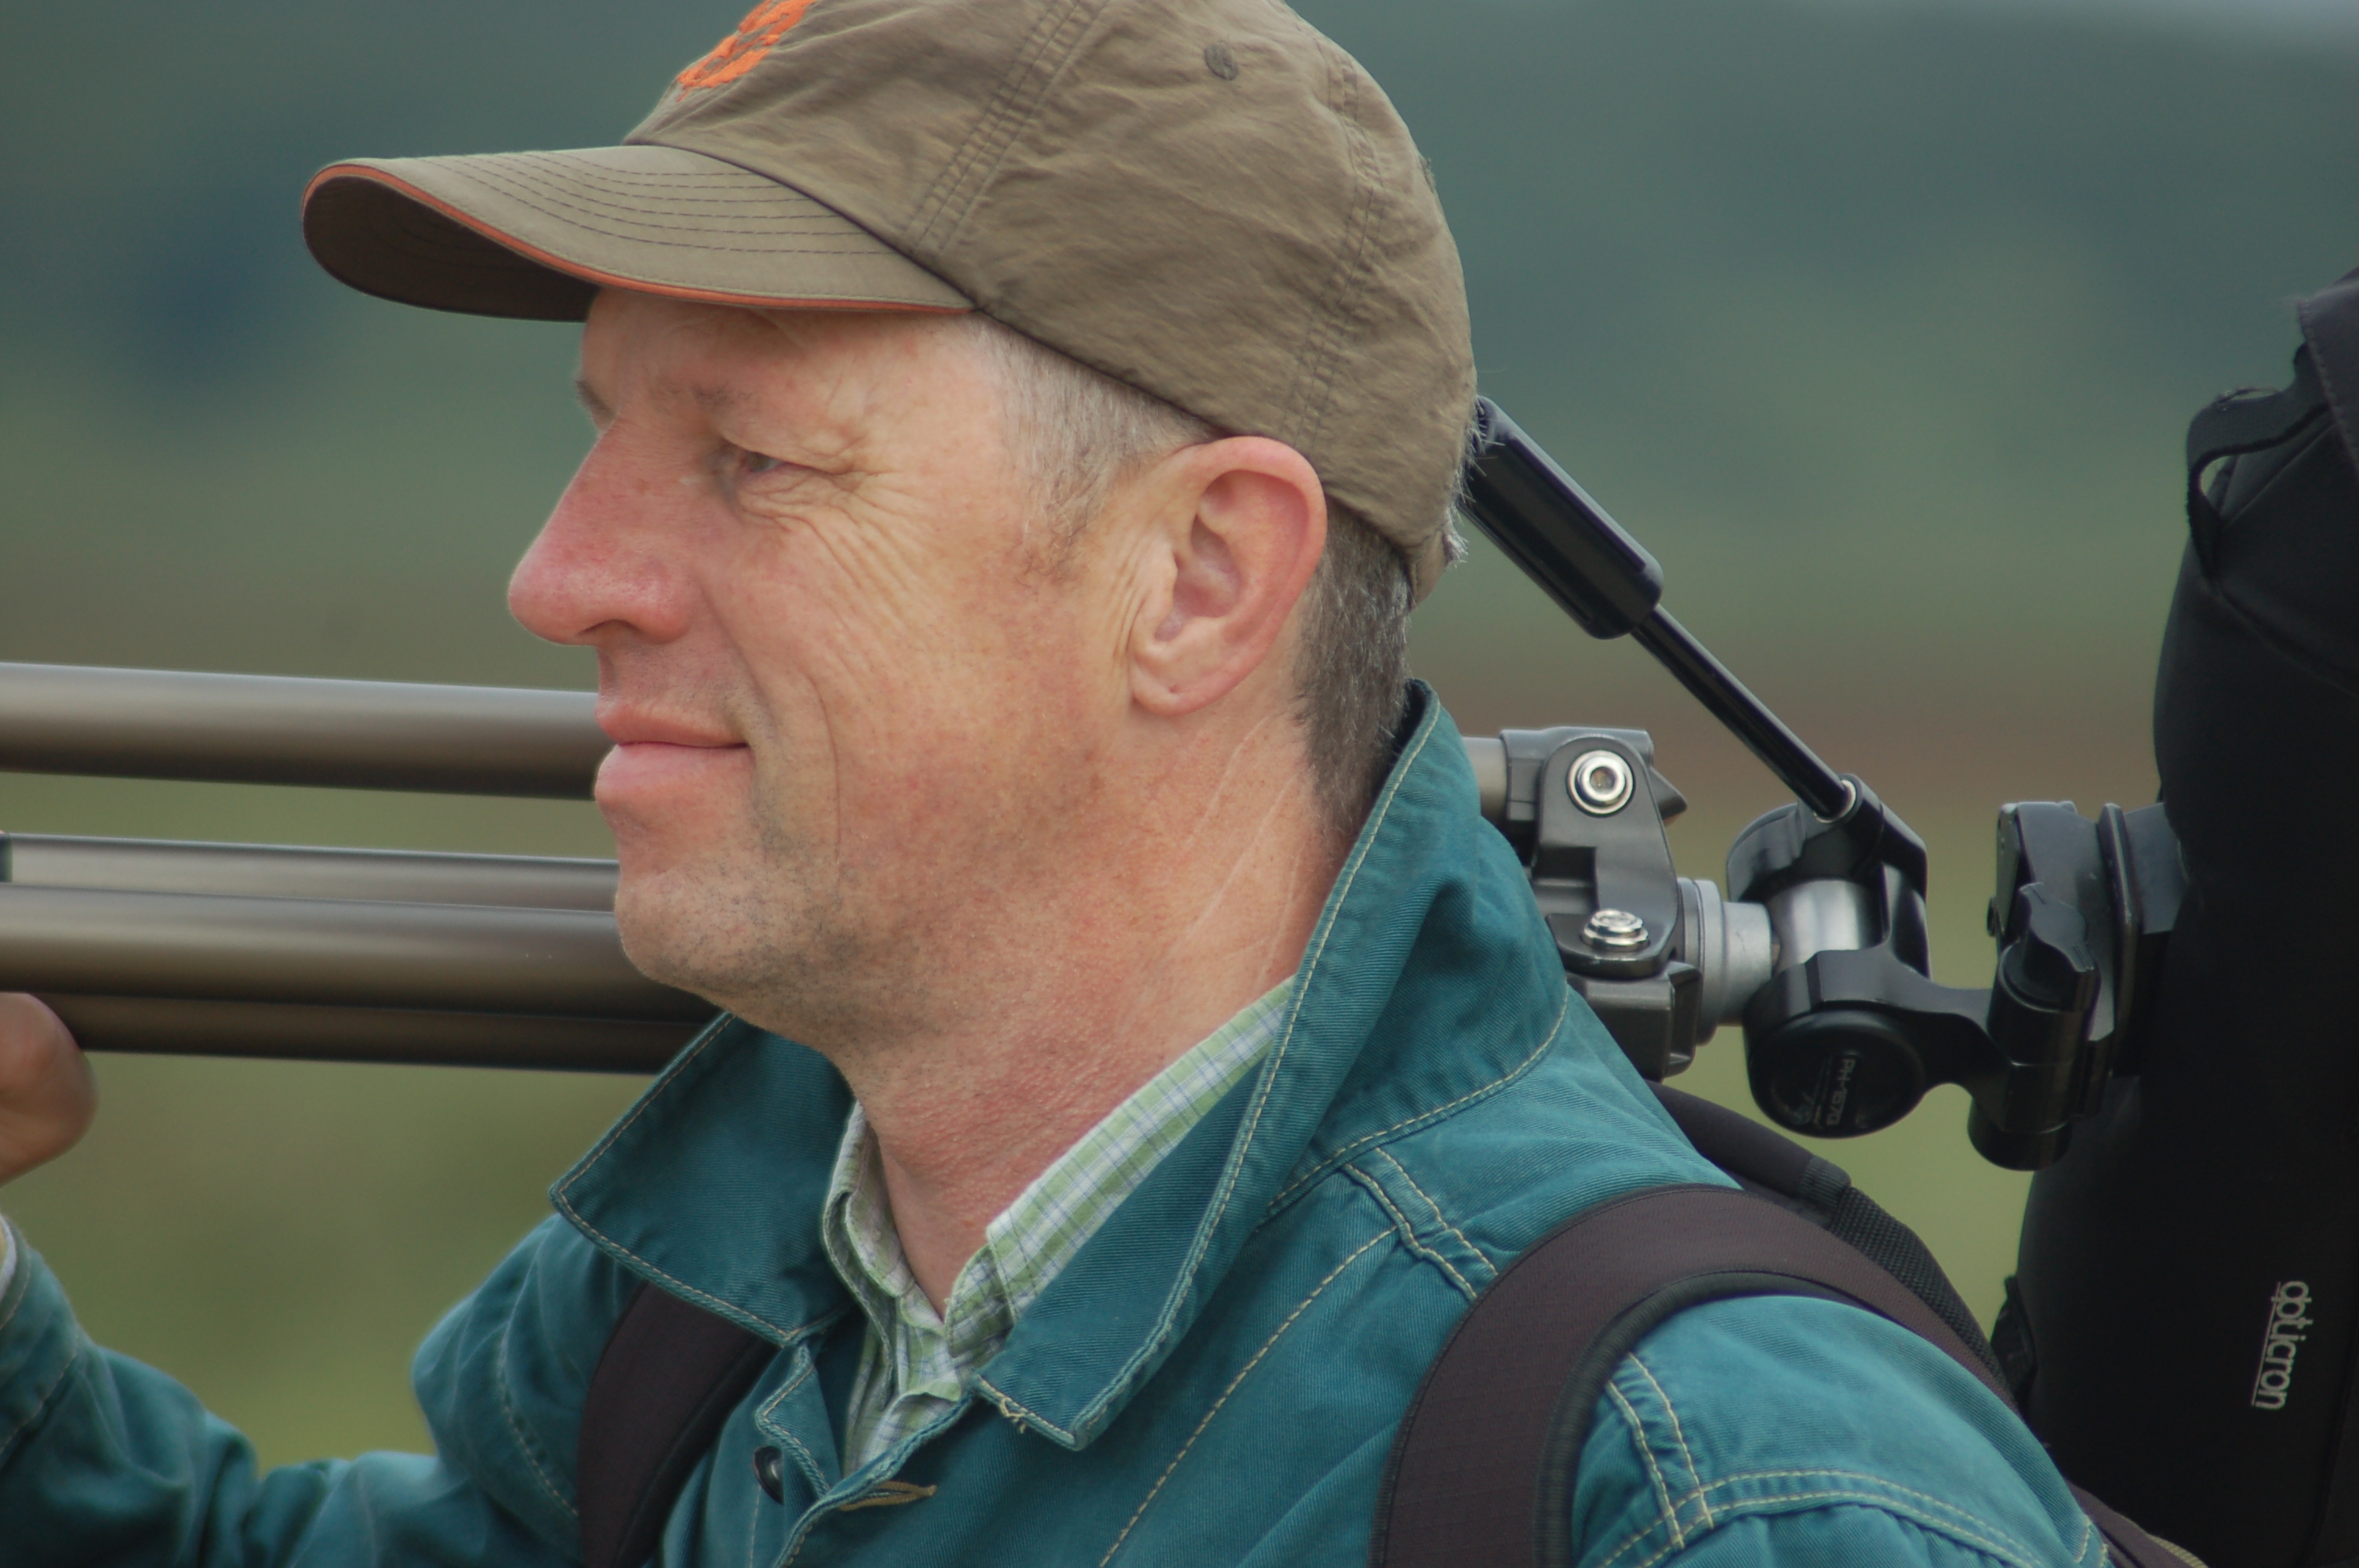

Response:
(753, 1446), (785, 1502)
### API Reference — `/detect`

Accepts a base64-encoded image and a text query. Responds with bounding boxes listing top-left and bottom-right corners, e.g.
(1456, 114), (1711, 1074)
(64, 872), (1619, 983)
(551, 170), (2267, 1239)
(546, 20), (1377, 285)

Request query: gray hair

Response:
(960, 314), (1432, 839)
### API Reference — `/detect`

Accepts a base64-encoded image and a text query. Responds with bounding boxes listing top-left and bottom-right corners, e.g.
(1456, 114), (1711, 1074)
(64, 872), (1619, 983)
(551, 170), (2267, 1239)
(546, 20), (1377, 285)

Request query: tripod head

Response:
(1460, 400), (2183, 1168)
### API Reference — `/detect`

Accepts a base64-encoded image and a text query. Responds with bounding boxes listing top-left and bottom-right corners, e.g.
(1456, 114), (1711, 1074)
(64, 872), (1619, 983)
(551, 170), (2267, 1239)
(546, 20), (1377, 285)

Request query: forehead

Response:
(580, 290), (988, 411)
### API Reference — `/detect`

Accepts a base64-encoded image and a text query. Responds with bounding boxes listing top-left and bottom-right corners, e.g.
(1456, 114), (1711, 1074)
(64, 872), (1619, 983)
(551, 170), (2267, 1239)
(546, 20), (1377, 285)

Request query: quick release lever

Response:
(1460, 399), (1855, 822)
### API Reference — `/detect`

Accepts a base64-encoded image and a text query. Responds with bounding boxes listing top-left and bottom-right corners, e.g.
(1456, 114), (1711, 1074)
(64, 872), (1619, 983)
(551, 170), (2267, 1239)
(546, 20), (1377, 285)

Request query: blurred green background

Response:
(2, 0), (2356, 1468)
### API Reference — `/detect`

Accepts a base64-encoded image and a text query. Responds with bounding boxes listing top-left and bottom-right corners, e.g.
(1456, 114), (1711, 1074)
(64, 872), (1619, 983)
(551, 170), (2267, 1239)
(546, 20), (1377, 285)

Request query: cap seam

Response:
(471, 176), (874, 215)
(500, 168), (803, 190)
(1278, 27), (1383, 463)
(482, 151), (836, 194)
(618, 136), (982, 296)
(900, 0), (1071, 253)
(366, 151), (909, 221)
(903, 0), (1103, 260)
(366, 214), (724, 277)
(442, 162), (857, 244)
(612, 133), (898, 215)
(412, 164), (929, 262)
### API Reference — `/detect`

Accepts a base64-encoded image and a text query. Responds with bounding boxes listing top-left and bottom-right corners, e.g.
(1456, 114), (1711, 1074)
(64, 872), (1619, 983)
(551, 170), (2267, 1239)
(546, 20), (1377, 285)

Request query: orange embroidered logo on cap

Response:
(677, 0), (817, 93)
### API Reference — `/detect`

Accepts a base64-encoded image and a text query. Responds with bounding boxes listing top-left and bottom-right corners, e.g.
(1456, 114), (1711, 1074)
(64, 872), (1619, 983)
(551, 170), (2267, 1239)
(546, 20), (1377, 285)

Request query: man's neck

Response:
(829, 724), (1348, 1309)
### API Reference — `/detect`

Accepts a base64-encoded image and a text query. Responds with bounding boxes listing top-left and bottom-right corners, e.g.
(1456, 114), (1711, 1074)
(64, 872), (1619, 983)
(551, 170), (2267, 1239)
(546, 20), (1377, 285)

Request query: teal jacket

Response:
(0, 689), (2100, 1566)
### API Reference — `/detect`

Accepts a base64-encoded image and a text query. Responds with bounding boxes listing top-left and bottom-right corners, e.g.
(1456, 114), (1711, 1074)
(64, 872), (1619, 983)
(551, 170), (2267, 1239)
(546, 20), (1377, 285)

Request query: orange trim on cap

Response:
(677, 0), (816, 93)
(303, 165), (969, 316)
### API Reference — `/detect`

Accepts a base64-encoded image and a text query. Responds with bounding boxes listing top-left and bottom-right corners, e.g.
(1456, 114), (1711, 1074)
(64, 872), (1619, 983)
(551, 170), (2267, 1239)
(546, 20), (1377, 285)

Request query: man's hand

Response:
(0, 995), (92, 1185)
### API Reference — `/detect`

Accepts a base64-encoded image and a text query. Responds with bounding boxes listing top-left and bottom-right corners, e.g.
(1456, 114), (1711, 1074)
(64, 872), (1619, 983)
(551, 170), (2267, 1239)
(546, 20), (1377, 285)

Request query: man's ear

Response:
(1129, 436), (1327, 718)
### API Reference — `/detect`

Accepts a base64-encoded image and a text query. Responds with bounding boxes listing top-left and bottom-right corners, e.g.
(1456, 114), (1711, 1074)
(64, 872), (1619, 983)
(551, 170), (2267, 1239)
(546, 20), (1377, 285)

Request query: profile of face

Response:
(509, 291), (1329, 1055)
(510, 292), (1120, 1044)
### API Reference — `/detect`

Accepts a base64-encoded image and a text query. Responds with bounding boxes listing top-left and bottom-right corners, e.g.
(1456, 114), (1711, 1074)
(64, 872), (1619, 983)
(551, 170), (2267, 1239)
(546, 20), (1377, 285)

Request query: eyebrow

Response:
(690, 382), (751, 422)
(572, 375), (615, 425)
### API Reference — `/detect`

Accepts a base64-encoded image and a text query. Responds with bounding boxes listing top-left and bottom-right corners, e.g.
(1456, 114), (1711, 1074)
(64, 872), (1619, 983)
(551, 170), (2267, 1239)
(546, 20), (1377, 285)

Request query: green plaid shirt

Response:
(819, 980), (1294, 1471)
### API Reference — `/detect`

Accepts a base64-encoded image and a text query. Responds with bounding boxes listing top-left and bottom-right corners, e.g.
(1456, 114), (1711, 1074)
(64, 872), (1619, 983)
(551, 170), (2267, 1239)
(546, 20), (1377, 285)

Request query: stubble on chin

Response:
(611, 840), (903, 1053)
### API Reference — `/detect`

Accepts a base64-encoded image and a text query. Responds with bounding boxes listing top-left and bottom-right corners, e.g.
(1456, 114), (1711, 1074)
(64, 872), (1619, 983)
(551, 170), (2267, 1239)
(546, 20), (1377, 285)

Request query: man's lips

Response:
(595, 739), (752, 803)
(595, 705), (740, 748)
(593, 713), (751, 803)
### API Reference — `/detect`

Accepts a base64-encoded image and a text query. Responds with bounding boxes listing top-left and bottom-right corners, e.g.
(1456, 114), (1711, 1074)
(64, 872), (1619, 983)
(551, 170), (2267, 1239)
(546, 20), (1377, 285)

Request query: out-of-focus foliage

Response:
(0, 0), (2353, 1465)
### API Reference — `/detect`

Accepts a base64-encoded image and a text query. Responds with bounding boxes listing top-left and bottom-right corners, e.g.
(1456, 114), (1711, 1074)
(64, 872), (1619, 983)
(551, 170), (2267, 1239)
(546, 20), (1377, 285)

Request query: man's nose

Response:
(508, 437), (694, 649)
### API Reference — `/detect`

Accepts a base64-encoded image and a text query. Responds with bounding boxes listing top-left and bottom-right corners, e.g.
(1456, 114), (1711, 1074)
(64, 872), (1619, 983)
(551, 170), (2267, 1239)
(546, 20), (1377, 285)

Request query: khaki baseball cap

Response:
(302, 0), (1474, 596)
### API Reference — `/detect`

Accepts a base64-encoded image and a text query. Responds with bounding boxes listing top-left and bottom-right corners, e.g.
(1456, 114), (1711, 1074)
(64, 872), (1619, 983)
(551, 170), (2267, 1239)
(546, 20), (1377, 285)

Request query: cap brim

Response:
(302, 144), (972, 321)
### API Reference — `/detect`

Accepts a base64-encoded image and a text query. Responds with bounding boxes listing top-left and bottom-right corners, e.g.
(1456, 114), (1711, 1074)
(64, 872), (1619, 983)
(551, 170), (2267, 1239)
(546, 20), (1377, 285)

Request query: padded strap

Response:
(1369, 1183), (2176, 1568)
(2183, 266), (2359, 580)
(2184, 347), (2328, 573)
(1649, 1085), (2005, 1385)
(578, 1282), (774, 1568)
(2296, 265), (2359, 479)
(1648, 1083), (1836, 1206)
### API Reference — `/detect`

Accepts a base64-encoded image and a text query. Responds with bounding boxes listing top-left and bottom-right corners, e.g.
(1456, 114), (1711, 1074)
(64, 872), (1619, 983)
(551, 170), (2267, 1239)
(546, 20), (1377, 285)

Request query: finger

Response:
(0, 994), (94, 1185)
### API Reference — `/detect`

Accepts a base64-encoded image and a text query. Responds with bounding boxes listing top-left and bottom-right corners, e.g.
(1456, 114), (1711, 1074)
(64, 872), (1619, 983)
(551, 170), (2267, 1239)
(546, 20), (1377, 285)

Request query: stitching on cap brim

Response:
(302, 154), (972, 317)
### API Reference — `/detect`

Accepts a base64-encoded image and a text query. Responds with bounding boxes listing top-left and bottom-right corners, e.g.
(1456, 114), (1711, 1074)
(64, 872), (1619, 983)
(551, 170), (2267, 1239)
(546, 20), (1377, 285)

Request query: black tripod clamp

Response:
(1461, 397), (2183, 1170)
(1726, 786), (2180, 1168)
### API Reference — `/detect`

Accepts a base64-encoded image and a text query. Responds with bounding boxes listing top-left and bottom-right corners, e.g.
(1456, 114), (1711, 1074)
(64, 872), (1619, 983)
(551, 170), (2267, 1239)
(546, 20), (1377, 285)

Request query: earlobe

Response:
(1129, 438), (1326, 719)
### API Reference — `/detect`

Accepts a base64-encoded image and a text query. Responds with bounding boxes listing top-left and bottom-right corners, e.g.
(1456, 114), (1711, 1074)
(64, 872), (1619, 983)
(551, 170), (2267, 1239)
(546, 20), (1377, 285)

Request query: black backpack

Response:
(573, 1083), (2180, 1568)
(1997, 267), (2359, 1568)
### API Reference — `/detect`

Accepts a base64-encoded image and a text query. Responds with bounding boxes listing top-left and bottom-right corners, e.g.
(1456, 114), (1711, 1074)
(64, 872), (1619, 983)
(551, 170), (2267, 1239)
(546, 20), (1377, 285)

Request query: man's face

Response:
(511, 292), (1130, 1043)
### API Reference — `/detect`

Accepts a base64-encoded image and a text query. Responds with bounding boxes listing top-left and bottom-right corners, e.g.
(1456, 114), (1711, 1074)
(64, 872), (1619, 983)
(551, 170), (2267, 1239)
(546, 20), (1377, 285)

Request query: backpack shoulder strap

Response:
(2183, 346), (2331, 573)
(1368, 1181), (2180, 1568)
(1649, 1083), (2006, 1385)
(2296, 265), (2359, 477)
(2179, 263), (2359, 582)
(577, 1281), (774, 1568)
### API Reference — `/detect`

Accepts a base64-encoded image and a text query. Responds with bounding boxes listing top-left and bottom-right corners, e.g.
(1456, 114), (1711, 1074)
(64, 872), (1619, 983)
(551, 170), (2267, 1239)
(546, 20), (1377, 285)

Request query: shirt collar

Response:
(818, 978), (1295, 1376)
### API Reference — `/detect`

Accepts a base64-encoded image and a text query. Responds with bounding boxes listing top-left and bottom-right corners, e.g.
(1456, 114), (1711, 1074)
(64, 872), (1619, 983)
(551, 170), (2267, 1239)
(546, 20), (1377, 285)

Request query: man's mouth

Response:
(593, 710), (751, 804)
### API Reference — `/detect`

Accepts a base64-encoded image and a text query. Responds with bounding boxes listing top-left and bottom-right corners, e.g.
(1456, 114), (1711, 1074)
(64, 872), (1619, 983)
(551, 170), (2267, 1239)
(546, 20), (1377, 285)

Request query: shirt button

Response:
(753, 1446), (786, 1502)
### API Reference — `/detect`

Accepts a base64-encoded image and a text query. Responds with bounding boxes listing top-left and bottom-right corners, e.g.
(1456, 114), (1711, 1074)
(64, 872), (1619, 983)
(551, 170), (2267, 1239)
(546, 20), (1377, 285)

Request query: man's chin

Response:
(612, 886), (899, 1050)
(610, 870), (813, 1019)
(612, 876), (747, 1001)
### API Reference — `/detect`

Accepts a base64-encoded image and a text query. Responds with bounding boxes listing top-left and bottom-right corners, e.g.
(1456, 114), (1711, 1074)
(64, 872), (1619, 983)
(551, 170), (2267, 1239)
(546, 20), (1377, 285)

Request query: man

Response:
(0, 1), (2101, 1563)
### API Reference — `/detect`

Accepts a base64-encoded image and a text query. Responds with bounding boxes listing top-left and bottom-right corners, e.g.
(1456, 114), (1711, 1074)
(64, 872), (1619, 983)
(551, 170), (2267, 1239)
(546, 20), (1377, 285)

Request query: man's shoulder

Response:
(1575, 1294), (2101, 1568)
(1313, 1013), (2099, 1566)
(1326, 1002), (1730, 1290)
(408, 1211), (647, 1552)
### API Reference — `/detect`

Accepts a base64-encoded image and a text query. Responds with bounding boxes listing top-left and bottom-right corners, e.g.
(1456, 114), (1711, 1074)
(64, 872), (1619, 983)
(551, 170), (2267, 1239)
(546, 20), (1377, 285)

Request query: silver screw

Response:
(1568, 749), (1634, 815)
(1583, 909), (1649, 950)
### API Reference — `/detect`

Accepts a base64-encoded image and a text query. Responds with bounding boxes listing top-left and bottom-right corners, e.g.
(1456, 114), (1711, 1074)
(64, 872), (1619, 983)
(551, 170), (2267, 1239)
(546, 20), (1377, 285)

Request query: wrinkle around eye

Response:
(721, 456), (842, 534)
(722, 445), (870, 521)
(711, 444), (809, 507)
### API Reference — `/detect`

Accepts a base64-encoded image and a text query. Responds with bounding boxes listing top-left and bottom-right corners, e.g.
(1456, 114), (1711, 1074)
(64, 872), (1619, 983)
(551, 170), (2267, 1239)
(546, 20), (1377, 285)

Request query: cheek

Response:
(719, 522), (1073, 729)
(702, 516), (1118, 858)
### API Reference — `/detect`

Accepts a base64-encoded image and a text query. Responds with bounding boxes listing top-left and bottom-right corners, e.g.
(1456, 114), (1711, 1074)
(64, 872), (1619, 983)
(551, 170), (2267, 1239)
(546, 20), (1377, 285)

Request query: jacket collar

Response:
(553, 684), (1572, 1443)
